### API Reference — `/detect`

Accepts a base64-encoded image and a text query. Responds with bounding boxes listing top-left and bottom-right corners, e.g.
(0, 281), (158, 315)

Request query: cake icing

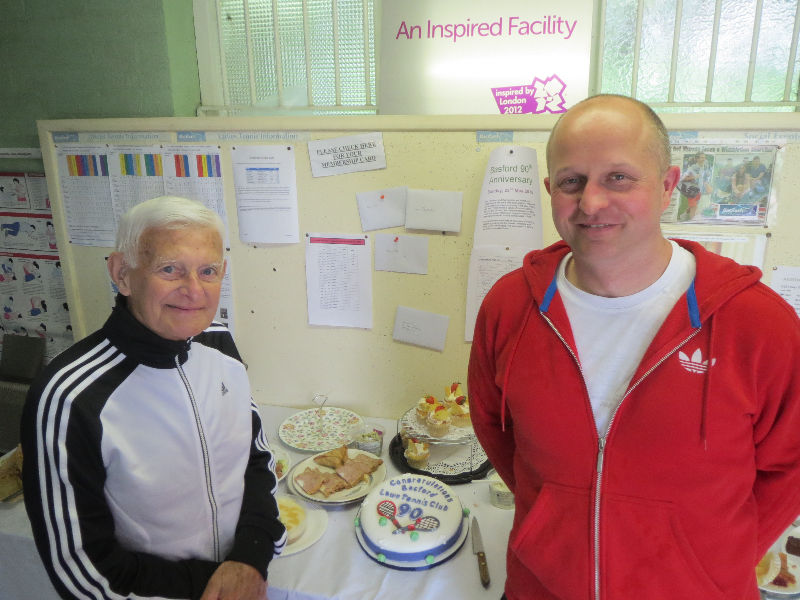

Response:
(359, 474), (464, 562)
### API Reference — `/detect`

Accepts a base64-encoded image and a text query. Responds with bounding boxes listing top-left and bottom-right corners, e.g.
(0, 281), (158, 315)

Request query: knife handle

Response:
(477, 551), (490, 588)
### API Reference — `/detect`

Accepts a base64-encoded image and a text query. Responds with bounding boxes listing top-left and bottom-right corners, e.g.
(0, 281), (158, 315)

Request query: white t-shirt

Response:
(556, 240), (697, 436)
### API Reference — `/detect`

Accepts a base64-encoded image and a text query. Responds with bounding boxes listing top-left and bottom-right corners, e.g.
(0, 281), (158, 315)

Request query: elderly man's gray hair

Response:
(115, 196), (225, 268)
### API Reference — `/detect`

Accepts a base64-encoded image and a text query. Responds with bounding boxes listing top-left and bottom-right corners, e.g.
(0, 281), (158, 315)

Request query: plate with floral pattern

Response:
(279, 407), (365, 452)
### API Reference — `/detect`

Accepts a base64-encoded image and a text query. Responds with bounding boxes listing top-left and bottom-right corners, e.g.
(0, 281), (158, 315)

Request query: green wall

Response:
(0, 0), (200, 172)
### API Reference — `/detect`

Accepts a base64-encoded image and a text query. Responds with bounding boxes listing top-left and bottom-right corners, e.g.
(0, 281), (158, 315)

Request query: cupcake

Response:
(427, 406), (452, 438)
(450, 396), (471, 427)
(405, 439), (430, 470)
(416, 395), (439, 419)
(443, 382), (462, 408)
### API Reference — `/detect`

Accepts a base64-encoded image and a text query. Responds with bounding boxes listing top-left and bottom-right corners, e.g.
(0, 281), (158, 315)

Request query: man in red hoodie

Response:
(469, 95), (800, 600)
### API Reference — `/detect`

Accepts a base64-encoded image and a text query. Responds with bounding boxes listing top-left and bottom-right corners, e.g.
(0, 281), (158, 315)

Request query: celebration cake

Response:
(355, 474), (468, 567)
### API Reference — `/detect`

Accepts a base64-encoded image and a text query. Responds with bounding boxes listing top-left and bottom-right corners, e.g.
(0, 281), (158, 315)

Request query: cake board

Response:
(389, 434), (493, 484)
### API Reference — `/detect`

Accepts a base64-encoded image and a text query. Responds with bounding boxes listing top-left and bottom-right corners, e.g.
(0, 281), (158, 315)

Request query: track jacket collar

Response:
(103, 294), (191, 369)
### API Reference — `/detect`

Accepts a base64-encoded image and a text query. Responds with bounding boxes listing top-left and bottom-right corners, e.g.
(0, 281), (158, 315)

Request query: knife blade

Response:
(472, 516), (490, 588)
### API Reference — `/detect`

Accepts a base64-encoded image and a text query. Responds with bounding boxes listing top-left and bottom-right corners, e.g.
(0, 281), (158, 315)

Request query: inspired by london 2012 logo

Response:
(491, 75), (567, 115)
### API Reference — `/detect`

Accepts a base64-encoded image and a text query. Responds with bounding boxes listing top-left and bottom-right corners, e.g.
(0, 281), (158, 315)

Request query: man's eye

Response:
(610, 173), (627, 181)
(201, 267), (216, 276)
(162, 266), (174, 274)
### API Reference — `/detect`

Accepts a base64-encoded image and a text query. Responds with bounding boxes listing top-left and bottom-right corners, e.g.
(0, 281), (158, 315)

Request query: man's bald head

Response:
(546, 95), (671, 175)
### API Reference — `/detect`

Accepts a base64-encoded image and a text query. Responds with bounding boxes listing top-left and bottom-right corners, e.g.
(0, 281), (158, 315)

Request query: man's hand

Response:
(200, 561), (266, 600)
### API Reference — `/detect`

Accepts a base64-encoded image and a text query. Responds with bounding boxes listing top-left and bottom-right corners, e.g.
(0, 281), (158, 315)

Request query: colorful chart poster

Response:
(162, 145), (229, 238)
(107, 145), (167, 228)
(55, 144), (115, 246)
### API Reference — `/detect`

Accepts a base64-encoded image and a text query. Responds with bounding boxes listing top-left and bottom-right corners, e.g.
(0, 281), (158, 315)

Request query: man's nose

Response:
(578, 179), (609, 215)
(179, 272), (203, 297)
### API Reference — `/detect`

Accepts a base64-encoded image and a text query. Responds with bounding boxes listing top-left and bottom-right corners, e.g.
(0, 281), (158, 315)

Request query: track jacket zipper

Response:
(541, 313), (701, 600)
(175, 355), (221, 561)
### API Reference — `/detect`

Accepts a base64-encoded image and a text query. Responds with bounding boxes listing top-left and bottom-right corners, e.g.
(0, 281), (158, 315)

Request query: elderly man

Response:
(21, 196), (286, 600)
(469, 95), (800, 600)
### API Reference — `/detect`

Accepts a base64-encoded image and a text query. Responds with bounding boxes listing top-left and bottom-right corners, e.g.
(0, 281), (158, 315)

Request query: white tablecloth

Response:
(0, 405), (514, 600)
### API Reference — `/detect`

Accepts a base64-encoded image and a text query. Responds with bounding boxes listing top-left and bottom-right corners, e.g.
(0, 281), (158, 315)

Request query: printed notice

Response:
(308, 132), (387, 178)
(465, 246), (530, 342)
(770, 266), (800, 317)
(474, 146), (543, 248)
(304, 234), (372, 329)
(356, 186), (408, 231)
(231, 145), (299, 244)
(393, 306), (450, 352)
(217, 258), (235, 338)
(374, 233), (428, 274)
(55, 144), (115, 246)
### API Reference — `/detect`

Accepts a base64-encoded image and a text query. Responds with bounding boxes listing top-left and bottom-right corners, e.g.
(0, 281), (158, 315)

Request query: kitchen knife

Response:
(472, 516), (490, 588)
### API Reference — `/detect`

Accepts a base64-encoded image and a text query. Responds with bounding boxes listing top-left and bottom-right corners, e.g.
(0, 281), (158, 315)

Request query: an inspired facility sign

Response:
(379, 0), (593, 115)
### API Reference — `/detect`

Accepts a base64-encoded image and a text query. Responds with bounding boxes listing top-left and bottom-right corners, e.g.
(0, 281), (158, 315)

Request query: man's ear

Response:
(107, 252), (132, 296)
(544, 176), (552, 196)
(661, 165), (681, 211)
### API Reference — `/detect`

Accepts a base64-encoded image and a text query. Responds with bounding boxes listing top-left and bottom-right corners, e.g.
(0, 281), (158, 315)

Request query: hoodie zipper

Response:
(175, 355), (221, 561)
(541, 313), (701, 600)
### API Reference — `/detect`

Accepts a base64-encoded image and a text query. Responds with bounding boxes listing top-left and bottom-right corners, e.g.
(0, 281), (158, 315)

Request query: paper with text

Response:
(232, 145), (299, 244)
(405, 189), (463, 232)
(56, 144), (115, 246)
(305, 234), (372, 328)
(375, 233), (428, 274)
(770, 266), (800, 317)
(474, 146), (542, 248)
(308, 132), (387, 177)
(465, 246), (531, 342)
(356, 186), (408, 230)
(393, 306), (450, 352)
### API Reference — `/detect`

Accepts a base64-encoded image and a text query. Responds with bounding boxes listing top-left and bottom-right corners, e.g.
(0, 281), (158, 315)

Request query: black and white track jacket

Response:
(21, 297), (286, 600)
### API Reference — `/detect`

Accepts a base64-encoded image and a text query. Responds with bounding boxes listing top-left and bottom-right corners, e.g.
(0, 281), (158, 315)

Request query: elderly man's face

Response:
(118, 227), (225, 340)
(545, 101), (679, 263)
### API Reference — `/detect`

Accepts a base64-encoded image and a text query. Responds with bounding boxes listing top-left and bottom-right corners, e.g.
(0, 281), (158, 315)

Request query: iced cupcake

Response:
(405, 439), (430, 470)
(443, 382), (462, 408)
(450, 396), (471, 427)
(427, 406), (452, 438)
(416, 395), (439, 419)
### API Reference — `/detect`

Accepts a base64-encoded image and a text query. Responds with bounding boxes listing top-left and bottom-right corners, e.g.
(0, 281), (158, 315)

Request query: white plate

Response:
(291, 448), (386, 504)
(278, 500), (329, 557)
(759, 528), (800, 594)
(279, 408), (364, 452)
(272, 447), (290, 482)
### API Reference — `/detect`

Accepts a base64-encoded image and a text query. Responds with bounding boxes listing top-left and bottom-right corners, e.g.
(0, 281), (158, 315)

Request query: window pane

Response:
(277, 0), (309, 106)
(752, 0), (799, 101)
(220, 0), (252, 105)
(709, 0), (757, 102)
(637, 0), (678, 102)
(309, 0), (336, 105)
(337, 0), (366, 105)
(673, 0), (715, 102)
(249, 0), (278, 104)
(601, 0), (638, 95)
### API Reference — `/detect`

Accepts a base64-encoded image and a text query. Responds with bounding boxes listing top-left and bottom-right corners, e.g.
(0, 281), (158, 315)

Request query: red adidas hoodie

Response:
(469, 239), (800, 600)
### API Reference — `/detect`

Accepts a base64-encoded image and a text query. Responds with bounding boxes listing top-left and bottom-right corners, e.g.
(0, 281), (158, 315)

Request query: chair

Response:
(0, 335), (46, 453)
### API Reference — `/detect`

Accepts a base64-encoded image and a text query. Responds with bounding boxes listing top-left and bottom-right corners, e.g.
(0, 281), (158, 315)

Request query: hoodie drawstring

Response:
(500, 301), (535, 432)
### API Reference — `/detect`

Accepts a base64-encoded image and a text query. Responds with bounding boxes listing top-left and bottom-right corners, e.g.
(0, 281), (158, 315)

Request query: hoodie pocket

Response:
(602, 493), (727, 600)
(510, 482), (592, 600)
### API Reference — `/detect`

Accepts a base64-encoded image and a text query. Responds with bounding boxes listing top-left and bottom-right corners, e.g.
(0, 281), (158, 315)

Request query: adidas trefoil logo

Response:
(221, 382), (229, 396)
(678, 349), (716, 374)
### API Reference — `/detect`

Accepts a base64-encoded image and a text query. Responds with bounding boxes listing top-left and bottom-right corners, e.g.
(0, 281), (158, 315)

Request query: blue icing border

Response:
(360, 512), (464, 562)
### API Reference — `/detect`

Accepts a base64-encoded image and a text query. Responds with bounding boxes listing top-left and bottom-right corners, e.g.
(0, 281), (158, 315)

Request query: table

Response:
(0, 405), (515, 600)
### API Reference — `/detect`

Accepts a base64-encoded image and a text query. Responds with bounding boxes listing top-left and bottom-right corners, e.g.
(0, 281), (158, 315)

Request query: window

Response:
(597, 0), (800, 112)
(194, 0), (376, 115)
